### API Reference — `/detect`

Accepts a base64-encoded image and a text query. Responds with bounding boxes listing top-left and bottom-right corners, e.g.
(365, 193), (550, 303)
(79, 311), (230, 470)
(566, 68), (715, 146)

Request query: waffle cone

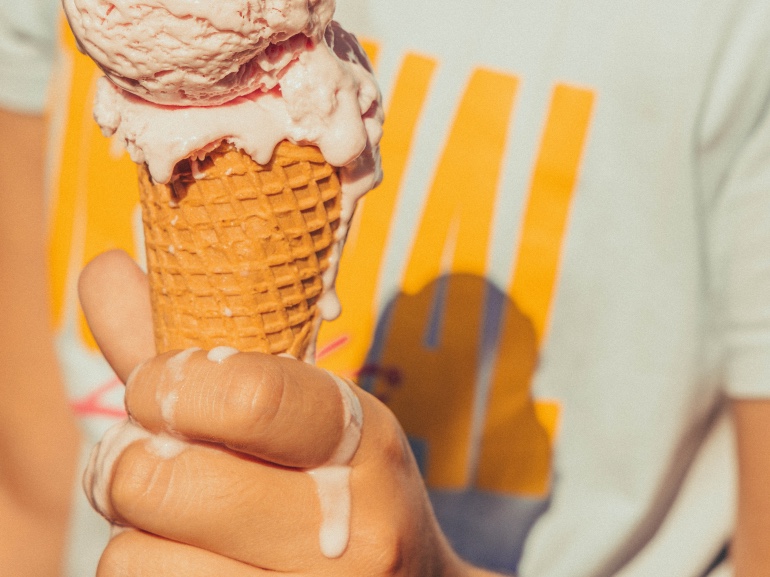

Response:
(137, 141), (342, 358)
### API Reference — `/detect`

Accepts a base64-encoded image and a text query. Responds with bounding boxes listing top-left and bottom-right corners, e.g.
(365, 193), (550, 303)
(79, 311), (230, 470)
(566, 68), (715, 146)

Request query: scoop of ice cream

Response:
(62, 0), (335, 105)
(95, 22), (383, 186)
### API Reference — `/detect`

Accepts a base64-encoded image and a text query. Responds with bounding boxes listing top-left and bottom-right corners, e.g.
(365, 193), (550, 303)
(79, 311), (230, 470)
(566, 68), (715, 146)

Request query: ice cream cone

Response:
(137, 141), (342, 359)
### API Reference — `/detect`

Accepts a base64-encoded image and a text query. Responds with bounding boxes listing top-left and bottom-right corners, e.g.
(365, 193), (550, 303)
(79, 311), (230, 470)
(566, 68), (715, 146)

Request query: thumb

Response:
(78, 249), (155, 382)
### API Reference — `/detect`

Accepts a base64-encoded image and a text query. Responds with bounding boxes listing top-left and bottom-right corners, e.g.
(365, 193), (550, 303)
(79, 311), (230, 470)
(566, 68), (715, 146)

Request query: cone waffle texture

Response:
(138, 141), (342, 358)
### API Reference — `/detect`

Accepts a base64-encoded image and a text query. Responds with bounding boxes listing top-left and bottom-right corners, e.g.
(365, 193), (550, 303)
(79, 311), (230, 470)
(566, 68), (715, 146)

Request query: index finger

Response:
(125, 349), (361, 469)
(78, 249), (155, 382)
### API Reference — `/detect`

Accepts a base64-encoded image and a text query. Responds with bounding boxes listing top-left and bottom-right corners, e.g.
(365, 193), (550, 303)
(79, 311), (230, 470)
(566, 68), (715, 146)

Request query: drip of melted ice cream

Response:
(306, 372), (363, 557)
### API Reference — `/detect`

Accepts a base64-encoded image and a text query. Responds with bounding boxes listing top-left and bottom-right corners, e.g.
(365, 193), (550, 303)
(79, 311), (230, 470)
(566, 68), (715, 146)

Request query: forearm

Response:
(731, 399), (770, 577)
(0, 108), (81, 577)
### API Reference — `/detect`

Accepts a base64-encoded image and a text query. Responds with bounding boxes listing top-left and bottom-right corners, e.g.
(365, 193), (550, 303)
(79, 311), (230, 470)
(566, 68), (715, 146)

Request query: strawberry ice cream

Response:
(61, 0), (335, 105)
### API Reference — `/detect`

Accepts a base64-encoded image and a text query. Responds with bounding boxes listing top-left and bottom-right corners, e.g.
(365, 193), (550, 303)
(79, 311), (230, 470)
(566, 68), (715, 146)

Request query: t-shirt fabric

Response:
(330, 1), (770, 575)
(3, 1), (770, 576)
(0, 1), (59, 112)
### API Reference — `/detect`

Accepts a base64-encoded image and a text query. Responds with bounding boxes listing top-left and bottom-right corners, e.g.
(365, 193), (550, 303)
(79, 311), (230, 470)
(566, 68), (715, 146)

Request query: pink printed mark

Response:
(315, 335), (361, 381)
(315, 336), (401, 389)
(71, 376), (127, 419)
(316, 335), (349, 360)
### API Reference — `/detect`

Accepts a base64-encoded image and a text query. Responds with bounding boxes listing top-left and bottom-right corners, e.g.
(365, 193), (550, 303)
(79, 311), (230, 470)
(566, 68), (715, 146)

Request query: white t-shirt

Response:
(4, 1), (770, 576)
(0, 1), (58, 112)
(330, 1), (770, 576)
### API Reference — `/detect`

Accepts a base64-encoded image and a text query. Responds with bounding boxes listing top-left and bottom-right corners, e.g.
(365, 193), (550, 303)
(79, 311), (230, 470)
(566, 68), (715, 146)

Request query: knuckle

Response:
(223, 359), (286, 443)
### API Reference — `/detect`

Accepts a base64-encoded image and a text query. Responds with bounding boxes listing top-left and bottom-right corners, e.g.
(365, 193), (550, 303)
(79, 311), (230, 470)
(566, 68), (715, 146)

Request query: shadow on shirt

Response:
(360, 273), (551, 574)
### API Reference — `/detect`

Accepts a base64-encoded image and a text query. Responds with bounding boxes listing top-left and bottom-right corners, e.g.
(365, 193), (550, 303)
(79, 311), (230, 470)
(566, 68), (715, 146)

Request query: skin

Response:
(80, 250), (499, 577)
(731, 400), (770, 577)
(0, 108), (81, 577)
(79, 251), (770, 576)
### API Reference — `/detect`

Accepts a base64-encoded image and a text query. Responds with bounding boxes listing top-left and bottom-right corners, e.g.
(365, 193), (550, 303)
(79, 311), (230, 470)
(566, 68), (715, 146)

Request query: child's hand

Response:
(79, 250), (485, 577)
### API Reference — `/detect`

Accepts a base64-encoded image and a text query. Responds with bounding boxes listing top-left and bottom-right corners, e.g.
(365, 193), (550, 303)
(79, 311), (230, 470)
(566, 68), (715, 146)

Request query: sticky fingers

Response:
(89, 425), (325, 571)
(124, 349), (357, 469)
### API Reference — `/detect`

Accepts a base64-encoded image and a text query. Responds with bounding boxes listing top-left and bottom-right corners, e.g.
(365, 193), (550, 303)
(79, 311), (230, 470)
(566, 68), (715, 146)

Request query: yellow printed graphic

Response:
(375, 70), (519, 489)
(402, 70), (519, 294)
(48, 23), (90, 328)
(317, 53), (438, 375)
(359, 40), (380, 68)
(50, 24), (138, 348)
(477, 84), (596, 496)
(511, 84), (596, 343)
